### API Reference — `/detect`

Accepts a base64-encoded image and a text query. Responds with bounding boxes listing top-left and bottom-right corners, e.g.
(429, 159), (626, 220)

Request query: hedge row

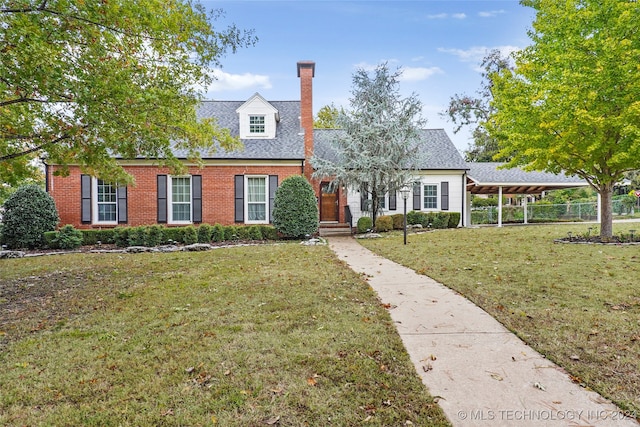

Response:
(43, 224), (280, 249)
(356, 211), (460, 234)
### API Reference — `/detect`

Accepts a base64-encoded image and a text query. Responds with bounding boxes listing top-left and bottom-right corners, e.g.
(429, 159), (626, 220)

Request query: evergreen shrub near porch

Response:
(43, 224), (281, 249)
(406, 211), (460, 229)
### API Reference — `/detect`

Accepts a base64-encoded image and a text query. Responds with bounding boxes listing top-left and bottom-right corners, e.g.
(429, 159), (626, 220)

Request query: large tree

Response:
(313, 104), (342, 129)
(1, 0), (256, 186)
(442, 49), (512, 162)
(488, 0), (640, 238)
(311, 63), (426, 226)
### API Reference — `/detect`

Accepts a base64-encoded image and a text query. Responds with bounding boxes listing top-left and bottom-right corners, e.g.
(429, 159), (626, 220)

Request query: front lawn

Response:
(359, 224), (640, 416)
(0, 244), (449, 426)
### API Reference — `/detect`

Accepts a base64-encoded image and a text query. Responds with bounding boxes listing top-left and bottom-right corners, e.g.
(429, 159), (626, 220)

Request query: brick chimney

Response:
(297, 60), (315, 180)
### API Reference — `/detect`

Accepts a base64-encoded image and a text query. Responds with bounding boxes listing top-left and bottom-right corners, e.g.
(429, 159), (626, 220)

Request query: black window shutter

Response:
(441, 181), (449, 211)
(157, 175), (167, 223)
(234, 175), (244, 223)
(117, 186), (128, 224)
(192, 175), (202, 223)
(81, 174), (92, 223)
(360, 182), (368, 211)
(389, 192), (397, 211)
(268, 175), (278, 223)
(413, 182), (421, 210)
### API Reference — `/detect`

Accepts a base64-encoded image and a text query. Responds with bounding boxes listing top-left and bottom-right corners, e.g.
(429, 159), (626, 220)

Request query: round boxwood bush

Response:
(376, 215), (393, 232)
(272, 175), (319, 239)
(2, 184), (59, 249)
(357, 216), (373, 234)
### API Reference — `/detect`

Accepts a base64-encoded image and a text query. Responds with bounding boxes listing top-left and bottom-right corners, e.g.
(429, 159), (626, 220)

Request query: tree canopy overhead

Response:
(442, 49), (512, 162)
(1, 0), (256, 185)
(311, 63), (426, 225)
(488, 0), (640, 238)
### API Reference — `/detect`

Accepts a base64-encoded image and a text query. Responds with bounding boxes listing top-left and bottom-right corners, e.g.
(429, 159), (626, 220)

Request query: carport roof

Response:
(466, 162), (589, 195)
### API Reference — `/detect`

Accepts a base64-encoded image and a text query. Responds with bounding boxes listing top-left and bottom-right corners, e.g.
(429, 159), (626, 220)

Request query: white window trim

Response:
(168, 175), (193, 225)
(244, 175), (269, 225)
(423, 183), (439, 210)
(248, 115), (266, 135)
(92, 178), (118, 225)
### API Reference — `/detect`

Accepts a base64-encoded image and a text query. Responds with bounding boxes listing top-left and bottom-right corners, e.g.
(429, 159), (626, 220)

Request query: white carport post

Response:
(597, 192), (602, 223)
(498, 186), (503, 227)
(523, 195), (528, 224)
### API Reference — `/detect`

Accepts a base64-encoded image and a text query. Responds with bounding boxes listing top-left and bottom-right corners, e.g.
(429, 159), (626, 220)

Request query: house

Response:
(46, 61), (470, 231)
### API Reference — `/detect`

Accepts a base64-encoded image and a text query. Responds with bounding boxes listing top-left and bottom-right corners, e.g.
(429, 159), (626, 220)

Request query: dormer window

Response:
(249, 115), (265, 134)
(236, 93), (279, 139)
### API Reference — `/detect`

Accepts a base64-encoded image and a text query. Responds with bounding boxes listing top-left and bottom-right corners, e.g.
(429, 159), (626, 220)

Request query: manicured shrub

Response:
(128, 226), (147, 246)
(163, 227), (184, 244)
(146, 225), (164, 247)
(211, 224), (225, 242)
(272, 175), (319, 239)
(376, 215), (393, 232)
(357, 216), (373, 234)
(52, 225), (83, 250)
(259, 225), (278, 241)
(114, 227), (130, 247)
(183, 225), (198, 244)
(1, 184), (59, 249)
(80, 229), (116, 245)
(391, 213), (405, 230)
(406, 210), (425, 226)
(224, 225), (238, 241)
(236, 226), (251, 240)
(448, 212), (461, 228)
(248, 225), (263, 240)
(197, 224), (213, 243)
(431, 212), (449, 229)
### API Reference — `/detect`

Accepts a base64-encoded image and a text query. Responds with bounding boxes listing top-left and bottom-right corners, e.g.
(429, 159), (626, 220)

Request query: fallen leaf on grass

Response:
(263, 415), (280, 425)
(307, 374), (319, 386)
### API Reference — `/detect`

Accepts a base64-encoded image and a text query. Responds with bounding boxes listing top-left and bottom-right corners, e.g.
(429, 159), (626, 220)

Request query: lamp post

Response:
(400, 186), (411, 245)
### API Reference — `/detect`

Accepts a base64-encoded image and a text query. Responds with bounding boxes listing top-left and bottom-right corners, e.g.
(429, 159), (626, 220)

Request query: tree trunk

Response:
(371, 189), (378, 228)
(599, 184), (614, 239)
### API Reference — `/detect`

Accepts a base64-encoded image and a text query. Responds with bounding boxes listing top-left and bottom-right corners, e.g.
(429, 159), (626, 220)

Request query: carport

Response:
(466, 163), (590, 227)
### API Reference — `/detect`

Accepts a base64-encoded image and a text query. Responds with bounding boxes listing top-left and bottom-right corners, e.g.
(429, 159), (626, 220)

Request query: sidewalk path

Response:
(328, 236), (639, 427)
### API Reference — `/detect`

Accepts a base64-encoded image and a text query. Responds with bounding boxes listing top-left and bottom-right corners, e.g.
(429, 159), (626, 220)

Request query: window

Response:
(246, 176), (267, 222)
(249, 115), (265, 134)
(423, 184), (438, 210)
(96, 180), (117, 223)
(171, 177), (191, 223)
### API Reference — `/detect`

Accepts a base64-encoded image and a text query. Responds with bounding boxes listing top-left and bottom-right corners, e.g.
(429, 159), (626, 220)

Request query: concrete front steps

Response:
(318, 223), (352, 237)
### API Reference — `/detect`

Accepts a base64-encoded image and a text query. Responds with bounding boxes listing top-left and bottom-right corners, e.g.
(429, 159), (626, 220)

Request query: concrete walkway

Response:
(328, 236), (639, 427)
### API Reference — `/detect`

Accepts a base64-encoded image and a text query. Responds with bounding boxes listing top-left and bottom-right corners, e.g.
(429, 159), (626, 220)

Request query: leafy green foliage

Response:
(442, 49), (512, 162)
(183, 225), (198, 245)
(391, 213), (405, 230)
(248, 225), (262, 240)
(356, 216), (373, 234)
(376, 215), (393, 232)
(51, 225), (83, 250)
(488, 0), (640, 237)
(311, 63), (426, 227)
(1, 184), (59, 249)
(146, 225), (164, 247)
(313, 104), (342, 129)
(197, 223), (213, 243)
(212, 223), (225, 242)
(1, 1), (256, 185)
(272, 175), (319, 239)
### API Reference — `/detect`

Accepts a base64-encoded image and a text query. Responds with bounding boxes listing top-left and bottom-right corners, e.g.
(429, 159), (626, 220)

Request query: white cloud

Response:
(399, 66), (443, 82)
(207, 69), (272, 92)
(427, 12), (466, 20)
(478, 10), (506, 18)
(438, 45), (520, 69)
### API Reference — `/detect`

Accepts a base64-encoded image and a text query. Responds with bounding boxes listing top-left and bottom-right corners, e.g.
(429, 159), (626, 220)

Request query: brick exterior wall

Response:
(49, 164), (304, 229)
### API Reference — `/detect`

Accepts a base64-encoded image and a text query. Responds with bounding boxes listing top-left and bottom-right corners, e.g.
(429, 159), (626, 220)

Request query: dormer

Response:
(236, 93), (280, 139)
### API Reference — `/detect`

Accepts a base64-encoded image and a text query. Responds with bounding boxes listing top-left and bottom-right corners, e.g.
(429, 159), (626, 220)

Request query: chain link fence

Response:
(471, 200), (637, 225)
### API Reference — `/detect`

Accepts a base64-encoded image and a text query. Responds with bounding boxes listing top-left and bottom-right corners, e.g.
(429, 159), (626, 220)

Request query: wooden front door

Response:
(320, 183), (339, 222)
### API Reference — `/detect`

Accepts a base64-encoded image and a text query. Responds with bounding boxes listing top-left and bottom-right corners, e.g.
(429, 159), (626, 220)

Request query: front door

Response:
(320, 183), (339, 222)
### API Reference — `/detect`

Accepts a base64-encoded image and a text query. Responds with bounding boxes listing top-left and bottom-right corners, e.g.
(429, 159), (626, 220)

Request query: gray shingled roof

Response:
(171, 100), (305, 160)
(466, 162), (589, 194)
(313, 128), (468, 170)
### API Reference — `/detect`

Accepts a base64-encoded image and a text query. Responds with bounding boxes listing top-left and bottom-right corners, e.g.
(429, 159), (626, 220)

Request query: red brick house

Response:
(46, 61), (353, 230)
(47, 60), (476, 231)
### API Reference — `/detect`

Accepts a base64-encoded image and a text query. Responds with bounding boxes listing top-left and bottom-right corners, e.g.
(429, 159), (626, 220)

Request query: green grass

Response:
(0, 244), (449, 426)
(359, 223), (640, 415)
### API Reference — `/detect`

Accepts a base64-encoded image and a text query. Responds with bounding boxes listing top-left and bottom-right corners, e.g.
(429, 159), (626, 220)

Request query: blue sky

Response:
(200, 1), (536, 153)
